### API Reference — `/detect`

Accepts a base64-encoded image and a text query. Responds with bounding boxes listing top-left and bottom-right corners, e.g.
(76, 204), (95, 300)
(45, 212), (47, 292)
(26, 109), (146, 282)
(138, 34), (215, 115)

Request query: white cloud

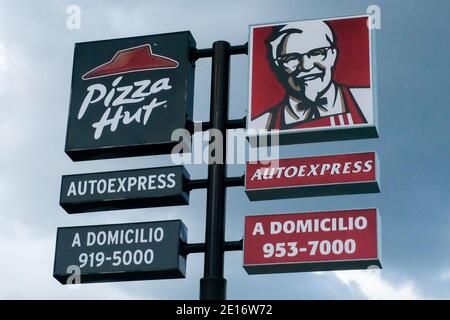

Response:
(0, 42), (8, 72)
(332, 269), (423, 300)
(439, 269), (450, 281)
(0, 219), (143, 299)
(0, 41), (33, 155)
(0, 42), (29, 93)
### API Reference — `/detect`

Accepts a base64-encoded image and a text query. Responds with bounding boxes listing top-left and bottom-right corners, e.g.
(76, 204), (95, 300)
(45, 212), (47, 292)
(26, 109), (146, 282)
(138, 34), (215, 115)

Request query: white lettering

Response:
(67, 182), (77, 196)
(78, 77), (172, 140)
(252, 222), (265, 235)
(71, 233), (81, 247)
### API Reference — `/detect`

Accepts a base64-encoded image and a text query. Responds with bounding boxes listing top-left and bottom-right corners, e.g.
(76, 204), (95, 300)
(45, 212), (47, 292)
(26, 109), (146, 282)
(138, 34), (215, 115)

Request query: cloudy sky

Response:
(0, 0), (448, 299)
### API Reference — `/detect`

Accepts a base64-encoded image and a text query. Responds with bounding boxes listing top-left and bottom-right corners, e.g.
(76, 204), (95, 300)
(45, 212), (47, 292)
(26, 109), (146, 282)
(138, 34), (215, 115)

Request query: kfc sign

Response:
(247, 15), (378, 145)
(65, 31), (196, 161)
(246, 152), (379, 200)
(244, 209), (381, 274)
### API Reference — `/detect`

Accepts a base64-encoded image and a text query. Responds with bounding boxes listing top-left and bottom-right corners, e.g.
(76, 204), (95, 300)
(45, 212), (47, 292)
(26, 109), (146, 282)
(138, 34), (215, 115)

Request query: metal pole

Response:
(200, 41), (230, 300)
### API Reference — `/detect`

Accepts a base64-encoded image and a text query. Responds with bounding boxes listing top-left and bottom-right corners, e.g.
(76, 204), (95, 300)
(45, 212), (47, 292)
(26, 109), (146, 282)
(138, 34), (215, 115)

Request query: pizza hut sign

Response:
(65, 31), (196, 161)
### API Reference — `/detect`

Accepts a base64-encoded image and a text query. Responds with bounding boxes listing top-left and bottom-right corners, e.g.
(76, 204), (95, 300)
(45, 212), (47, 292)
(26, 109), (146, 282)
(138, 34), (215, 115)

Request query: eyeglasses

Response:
(276, 46), (334, 70)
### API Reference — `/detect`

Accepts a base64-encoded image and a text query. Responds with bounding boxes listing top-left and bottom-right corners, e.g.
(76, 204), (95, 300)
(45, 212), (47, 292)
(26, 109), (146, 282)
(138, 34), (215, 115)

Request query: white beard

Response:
(300, 71), (332, 101)
(303, 77), (330, 101)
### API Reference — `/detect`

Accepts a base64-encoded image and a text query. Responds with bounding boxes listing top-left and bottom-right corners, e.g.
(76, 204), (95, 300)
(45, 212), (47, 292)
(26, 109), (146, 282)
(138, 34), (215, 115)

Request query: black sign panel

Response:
(66, 31), (196, 161)
(60, 166), (189, 214)
(54, 220), (187, 284)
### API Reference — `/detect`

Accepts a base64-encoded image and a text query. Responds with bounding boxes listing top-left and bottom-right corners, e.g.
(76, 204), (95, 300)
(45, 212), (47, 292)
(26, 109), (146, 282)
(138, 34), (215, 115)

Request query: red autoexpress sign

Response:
(245, 152), (379, 201)
(243, 209), (381, 274)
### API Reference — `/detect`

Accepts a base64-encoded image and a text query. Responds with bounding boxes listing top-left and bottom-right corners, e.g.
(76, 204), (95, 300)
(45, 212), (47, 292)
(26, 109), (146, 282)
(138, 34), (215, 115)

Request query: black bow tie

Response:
(296, 97), (327, 121)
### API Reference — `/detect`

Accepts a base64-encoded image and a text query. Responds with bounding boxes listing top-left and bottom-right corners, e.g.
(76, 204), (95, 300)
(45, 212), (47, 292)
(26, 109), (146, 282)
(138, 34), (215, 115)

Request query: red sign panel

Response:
(245, 152), (379, 201)
(246, 15), (378, 145)
(244, 209), (381, 274)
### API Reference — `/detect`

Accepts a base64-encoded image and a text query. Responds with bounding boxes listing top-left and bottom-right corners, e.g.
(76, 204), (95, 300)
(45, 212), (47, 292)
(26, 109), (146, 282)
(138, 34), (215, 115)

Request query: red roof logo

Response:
(82, 44), (179, 80)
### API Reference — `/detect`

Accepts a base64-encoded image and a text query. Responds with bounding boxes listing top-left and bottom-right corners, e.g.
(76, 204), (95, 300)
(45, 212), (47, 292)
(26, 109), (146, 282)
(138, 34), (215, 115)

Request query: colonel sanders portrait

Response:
(250, 20), (371, 131)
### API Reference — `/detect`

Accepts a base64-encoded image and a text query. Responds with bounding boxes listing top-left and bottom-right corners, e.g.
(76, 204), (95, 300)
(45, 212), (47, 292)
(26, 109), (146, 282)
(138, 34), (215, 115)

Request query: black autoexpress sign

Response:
(60, 166), (189, 213)
(54, 220), (187, 284)
(65, 31), (196, 161)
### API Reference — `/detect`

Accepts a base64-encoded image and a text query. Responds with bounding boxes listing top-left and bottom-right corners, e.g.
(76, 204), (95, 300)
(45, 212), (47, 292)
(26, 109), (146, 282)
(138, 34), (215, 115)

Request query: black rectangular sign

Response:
(66, 31), (196, 161)
(54, 220), (187, 284)
(60, 166), (189, 214)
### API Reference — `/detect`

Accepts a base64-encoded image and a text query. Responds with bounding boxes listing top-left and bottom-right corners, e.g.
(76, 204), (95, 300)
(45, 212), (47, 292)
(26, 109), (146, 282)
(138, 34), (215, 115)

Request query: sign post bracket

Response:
(186, 117), (246, 133)
(187, 175), (245, 191)
(192, 43), (248, 60)
(181, 240), (243, 256)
